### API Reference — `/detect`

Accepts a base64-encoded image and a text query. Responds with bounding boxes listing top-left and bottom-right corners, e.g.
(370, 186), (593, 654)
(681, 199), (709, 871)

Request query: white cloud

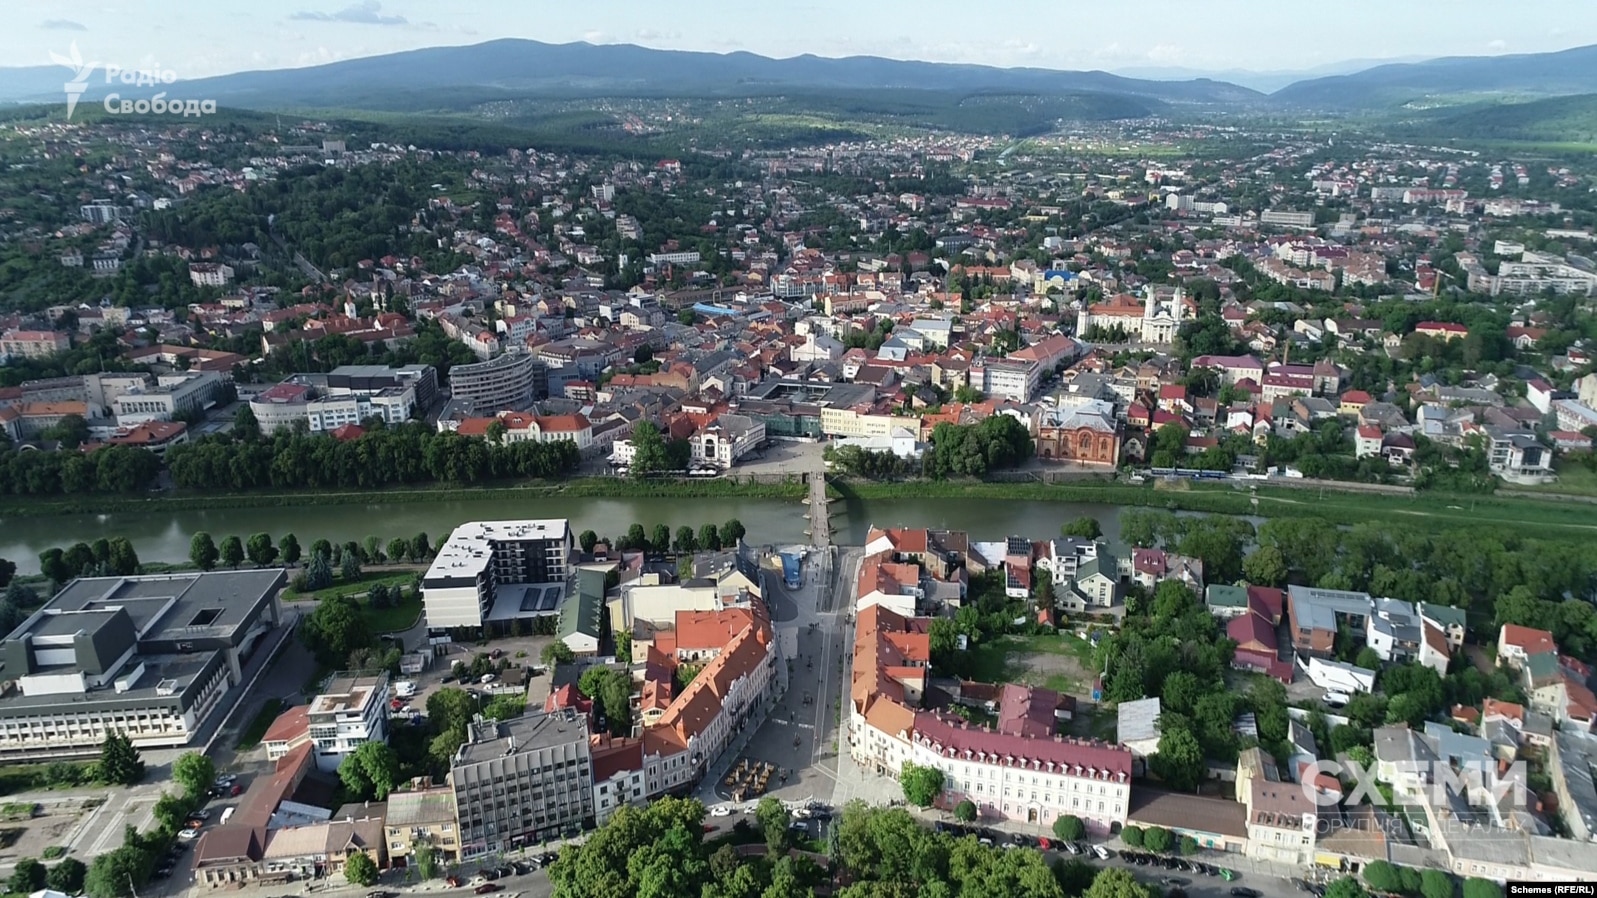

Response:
(1486, 39), (1507, 51)
(290, 1), (407, 26)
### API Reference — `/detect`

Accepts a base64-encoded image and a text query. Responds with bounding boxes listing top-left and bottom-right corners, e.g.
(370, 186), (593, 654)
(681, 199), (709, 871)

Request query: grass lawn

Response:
(236, 699), (286, 751)
(361, 591), (424, 633)
(1518, 459), (1597, 498)
(963, 640), (1025, 683)
(1035, 673), (1081, 694)
(282, 569), (416, 603)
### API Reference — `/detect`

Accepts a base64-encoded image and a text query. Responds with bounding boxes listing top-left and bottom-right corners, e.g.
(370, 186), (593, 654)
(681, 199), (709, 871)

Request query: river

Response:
(0, 494), (1127, 575)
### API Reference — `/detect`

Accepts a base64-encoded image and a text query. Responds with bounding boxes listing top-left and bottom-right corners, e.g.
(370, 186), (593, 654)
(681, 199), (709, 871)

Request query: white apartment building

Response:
(112, 371), (225, 425)
(421, 520), (573, 631)
(974, 357), (1040, 403)
(307, 673), (390, 772)
(304, 386), (416, 432)
(188, 263), (235, 287)
(909, 713), (1131, 832)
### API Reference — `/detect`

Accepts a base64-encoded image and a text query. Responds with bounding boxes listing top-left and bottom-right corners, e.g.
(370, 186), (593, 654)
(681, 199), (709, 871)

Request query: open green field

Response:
(1514, 459), (1597, 499)
(842, 478), (1597, 538)
(282, 569), (417, 603)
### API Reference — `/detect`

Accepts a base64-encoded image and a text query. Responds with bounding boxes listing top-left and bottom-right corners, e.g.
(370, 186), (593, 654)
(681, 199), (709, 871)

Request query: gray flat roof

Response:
(35, 570), (284, 642)
(453, 711), (589, 767)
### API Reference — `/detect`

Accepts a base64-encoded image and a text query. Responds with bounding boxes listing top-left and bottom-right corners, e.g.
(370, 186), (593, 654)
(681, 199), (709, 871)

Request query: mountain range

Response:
(0, 38), (1595, 124)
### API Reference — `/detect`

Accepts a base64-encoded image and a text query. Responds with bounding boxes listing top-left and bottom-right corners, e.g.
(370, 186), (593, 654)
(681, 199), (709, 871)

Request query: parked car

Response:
(711, 806), (732, 817)
(1220, 869), (1238, 881)
(1231, 888), (1261, 898)
(176, 828), (200, 841)
(1093, 845), (1113, 861)
(445, 877), (461, 888)
(480, 673), (496, 684)
(474, 885), (502, 895)
(365, 891), (394, 898)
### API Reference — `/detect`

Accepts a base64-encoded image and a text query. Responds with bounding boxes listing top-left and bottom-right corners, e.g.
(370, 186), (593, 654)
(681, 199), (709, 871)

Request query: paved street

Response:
(698, 546), (850, 808)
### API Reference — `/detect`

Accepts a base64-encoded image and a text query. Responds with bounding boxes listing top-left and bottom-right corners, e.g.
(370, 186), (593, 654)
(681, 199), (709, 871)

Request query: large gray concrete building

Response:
(0, 570), (284, 759)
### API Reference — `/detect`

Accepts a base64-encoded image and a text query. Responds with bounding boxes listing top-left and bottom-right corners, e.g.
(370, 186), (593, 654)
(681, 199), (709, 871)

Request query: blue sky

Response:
(12, 0), (1595, 80)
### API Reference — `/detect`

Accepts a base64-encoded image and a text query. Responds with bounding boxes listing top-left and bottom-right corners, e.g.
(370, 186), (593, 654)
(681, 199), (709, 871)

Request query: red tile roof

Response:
(913, 711), (1131, 777)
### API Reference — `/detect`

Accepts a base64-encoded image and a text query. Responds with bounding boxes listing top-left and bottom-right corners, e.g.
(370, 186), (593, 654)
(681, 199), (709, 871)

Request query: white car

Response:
(710, 806), (732, 817)
(480, 673), (496, 684)
(176, 828), (201, 841)
(1093, 845), (1113, 861)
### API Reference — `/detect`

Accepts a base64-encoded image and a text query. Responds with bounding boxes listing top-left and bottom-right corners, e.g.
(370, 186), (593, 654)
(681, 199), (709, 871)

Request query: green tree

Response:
(304, 551), (334, 590)
(955, 800), (977, 823)
(301, 595), (372, 667)
(414, 844), (438, 881)
(339, 742), (401, 800)
(47, 857), (86, 894)
(673, 526), (697, 553)
(171, 752), (215, 799)
(722, 519), (746, 545)
(1363, 861), (1403, 894)
(1462, 880), (1501, 898)
(9, 857), (46, 895)
(279, 533), (302, 566)
(579, 530), (599, 554)
(1355, 646), (1383, 670)
(219, 535), (245, 569)
(1151, 726), (1205, 792)
(899, 761), (945, 807)
(343, 851), (378, 886)
(1061, 517), (1102, 539)
(699, 523), (721, 551)
(341, 550), (362, 581)
(97, 731), (145, 785)
(152, 791), (190, 832)
(623, 523), (647, 550)
(651, 524), (672, 554)
(756, 796), (791, 853)
(387, 538), (410, 565)
(1052, 814), (1084, 841)
(84, 845), (150, 898)
(38, 547), (70, 585)
(106, 538), (140, 576)
(411, 532), (431, 559)
(1178, 835), (1198, 856)
(1420, 870), (1456, 898)
(189, 532), (219, 571)
(1120, 825), (1144, 848)
(1327, 877), (1371, 898)
(246, 532), (278, 567)
(1084, 868), (1154, 898)
(629, 421), (670, 478)
(1242, 545), (1288, 586)
(427, 687), (477, 735)
(1142, 825), (1172, 854)
(541, 641), (575, 667)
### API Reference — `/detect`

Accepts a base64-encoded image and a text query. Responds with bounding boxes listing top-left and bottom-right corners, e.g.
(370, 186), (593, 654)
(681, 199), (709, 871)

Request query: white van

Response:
(394, 681), (416, 698)
(1324, 691), (1351, 708)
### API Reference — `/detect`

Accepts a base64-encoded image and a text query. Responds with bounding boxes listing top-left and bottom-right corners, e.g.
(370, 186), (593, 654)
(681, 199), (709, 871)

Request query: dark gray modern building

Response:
(0, 570), (284, 758)
(447, 352), (547, 413)
(448, 711), (593, 857)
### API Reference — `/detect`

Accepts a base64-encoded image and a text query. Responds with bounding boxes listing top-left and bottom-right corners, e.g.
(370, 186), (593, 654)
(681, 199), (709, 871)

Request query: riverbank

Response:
(835, 478), (1597, 537)
(0, 477), (808, 517)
